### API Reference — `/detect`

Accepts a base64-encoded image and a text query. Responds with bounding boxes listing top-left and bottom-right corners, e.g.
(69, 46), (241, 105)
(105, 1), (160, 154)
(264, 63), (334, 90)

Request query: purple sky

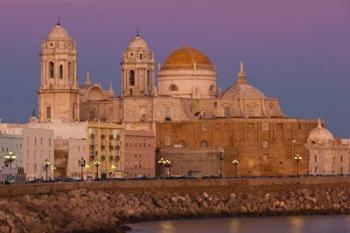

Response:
(0, 0), (349, 137)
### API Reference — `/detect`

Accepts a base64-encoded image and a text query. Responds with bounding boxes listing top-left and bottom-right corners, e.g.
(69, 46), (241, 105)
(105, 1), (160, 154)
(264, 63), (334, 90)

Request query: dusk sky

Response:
(0, 0), (349, 137)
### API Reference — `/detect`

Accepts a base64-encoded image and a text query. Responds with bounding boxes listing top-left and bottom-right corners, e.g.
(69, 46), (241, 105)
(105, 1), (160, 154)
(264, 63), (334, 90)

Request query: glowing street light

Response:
(94, 160), (101, 180)
(5, 151), (16, 167)
(232, 159), (239, 178)
(294, 154), (302, 177)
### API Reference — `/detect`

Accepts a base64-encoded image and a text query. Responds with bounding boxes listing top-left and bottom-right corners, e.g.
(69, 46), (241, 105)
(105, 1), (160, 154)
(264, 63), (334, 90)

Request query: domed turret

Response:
(158, 46), (218, 98)
(128, 34), (148, 48)
(308, 119), (334, 143)
(47, 23), (71, 40)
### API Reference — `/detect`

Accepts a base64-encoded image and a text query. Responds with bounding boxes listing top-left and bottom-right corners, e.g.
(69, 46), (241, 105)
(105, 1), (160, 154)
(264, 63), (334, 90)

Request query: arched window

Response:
(209, 85), (215, 92)
(201, 140), (209, 147)
(169, 84), (178, 91)
(164, 106), (171, 121)
(68, 62), (72, 80)
(59, 65), (63, 79)
(46, 106), (51, 119)
(49, 62), (54, 78)
(129, 70), (135, 86)
(139, 53), (143, 60)
(72, 106), (76, 120)
(224, 106), (231, 117)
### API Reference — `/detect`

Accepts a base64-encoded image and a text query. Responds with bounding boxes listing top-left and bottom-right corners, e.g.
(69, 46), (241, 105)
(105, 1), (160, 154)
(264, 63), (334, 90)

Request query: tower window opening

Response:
(68, 62), (72, 80)
(49, 62), (54, 78)
(46, 106), (51, 120)
(169, 84), (178, 91)
(129, 70), (135, 86)
(139, 53), (143, 60)
(59, 65), (63, 79)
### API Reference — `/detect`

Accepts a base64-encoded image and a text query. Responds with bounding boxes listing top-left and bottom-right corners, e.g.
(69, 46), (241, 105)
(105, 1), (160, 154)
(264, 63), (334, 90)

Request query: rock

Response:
(0, 226), (9, 233)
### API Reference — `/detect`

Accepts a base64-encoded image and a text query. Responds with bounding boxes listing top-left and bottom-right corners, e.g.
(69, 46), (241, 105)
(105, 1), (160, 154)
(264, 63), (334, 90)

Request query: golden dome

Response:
(160, 46), (215, 71)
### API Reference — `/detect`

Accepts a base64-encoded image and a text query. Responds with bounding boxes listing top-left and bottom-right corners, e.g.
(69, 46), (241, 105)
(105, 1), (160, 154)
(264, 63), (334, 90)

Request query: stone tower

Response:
(38, 22), (79, 123)
(120, 33), (155, 97)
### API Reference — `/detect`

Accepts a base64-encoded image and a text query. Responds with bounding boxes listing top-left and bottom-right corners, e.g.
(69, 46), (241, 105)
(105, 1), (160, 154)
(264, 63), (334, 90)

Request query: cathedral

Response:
(38, 23), (285, 130)
(38, 23), (338, 177)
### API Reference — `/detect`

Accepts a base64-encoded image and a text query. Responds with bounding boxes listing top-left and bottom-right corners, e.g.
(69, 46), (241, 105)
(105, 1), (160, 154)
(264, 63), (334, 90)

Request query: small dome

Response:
(48, 24), (71, 40)
(222, 83), (266, 99)
(308, 120), (334, 143)
(161, 46), (215, 71)
(128, 34), (148, 48)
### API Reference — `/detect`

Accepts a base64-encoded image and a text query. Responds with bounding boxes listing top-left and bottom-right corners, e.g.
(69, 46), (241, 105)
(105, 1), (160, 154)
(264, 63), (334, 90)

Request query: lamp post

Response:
(294, 154), (302, 177)
(42, 159), (50, 181)
(291, 139), (296, 160)
(163, 160), (172, 178)
(78, 157), (86, 181)
(218, 149), (225, 178)
(5, 151), (16, 167)
(232, 159), (239, 178)
(157, 157), (165, 178)
(94, 160), (101, 180)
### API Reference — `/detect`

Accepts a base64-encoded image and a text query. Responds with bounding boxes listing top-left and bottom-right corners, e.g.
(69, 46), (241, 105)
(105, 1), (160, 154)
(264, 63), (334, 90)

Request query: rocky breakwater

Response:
(1, 180), (350, 232)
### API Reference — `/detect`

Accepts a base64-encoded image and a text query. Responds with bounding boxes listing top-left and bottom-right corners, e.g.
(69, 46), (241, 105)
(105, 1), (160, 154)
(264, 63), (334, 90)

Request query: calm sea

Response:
(128, 215), (350, 233)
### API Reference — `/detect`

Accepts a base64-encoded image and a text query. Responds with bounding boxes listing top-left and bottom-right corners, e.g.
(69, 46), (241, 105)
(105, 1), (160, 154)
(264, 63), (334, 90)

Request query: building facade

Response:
(124, 130), (156, 178)
(0, 125), (54, 180)
(86, 122), (124, 179)
(306, 120), (350, 176)
(35, 23), (323, 177)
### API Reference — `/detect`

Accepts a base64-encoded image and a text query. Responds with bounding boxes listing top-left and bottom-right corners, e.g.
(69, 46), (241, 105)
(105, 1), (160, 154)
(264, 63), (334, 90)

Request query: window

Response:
(46, 106), (51, 120)
(164, 106), (171, 121)
(49, 138), (51, 147)
(34, 137), (37, 146)
(59, 65), (63, 79)
(201, 140), (209, 147)
(41, 138), (43, 146)
(169, 84), (178, 91)
(49, 62), (54, 78)
(139, 53), (143, 60)
(341, 156), (344, 163)
(72, 106), (76, 120)
(341, 167), (344, 174)
(68, 62), (72, 80)
(209, 85), (214, 92)
(129, 70), (135, 86)
(224, 106), (231, 117)
(314, 167), (318, 174)
(314, 155), (317, 162)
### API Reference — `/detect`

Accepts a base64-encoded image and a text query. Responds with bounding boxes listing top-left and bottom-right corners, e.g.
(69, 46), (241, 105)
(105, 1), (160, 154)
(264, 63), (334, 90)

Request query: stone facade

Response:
(156, 118), (318, 177)
(124, 130), (156, 178)
(38, 23), (79, 123)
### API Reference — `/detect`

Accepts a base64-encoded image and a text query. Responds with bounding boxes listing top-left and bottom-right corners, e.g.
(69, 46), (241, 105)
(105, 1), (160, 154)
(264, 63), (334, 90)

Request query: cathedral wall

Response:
(156, 118), (318, 177)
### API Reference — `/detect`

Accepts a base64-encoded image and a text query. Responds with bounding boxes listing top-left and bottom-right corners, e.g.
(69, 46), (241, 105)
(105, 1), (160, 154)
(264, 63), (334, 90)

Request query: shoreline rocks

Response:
(1, 183), (350, 232)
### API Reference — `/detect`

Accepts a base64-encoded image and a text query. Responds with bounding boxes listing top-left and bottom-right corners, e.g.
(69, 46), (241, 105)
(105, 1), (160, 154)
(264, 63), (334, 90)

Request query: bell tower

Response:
(121, 33), (155, 97)
(38, 22), (79, 123)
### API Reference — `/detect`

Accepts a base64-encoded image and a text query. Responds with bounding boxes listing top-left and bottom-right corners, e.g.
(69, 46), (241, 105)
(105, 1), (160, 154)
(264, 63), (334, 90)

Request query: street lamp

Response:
(163, 160), (172, 178)
(157, 157), (165, 178)
(232, 159), (239, 178)
(42, 159), (50, 181)
(291, 139), (296, 160)
(78, 157), (86, 181)
(5, 151), (16, 167)
(94, 160), (101, 180)
(218, 148), (225, 178)
(294, 154), (302, 177)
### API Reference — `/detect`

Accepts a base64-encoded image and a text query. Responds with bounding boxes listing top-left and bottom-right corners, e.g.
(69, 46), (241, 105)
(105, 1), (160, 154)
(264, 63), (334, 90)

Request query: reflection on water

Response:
(129, 215), (350, 233)
(288, 216), (304, 233)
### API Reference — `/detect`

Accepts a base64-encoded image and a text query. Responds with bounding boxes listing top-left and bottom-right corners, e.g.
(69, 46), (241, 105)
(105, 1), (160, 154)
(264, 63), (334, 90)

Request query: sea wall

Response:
(1, 177), (350, 232)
